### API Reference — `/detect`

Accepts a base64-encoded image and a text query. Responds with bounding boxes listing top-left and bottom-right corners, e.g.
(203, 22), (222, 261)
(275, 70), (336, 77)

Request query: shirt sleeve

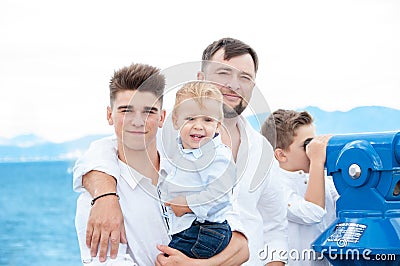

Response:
(258, 162), (289, 264)
(225, 192), (246, 236)
(186, 149), (236, 221)
(283, 174), (333, 224)
(286, 190), (327, 224)
(72, 135), (120, 192)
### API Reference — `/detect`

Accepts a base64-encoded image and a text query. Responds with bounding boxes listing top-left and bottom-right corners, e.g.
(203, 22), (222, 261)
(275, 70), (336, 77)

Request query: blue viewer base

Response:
(312, 132), (400, 265)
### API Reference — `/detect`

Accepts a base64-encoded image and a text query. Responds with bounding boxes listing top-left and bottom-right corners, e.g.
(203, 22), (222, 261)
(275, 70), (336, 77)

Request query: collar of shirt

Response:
(236, 115), (276, 192)
(236, 115), (259, 162)
(118, 159), (149, 190)
(177, 134), (223, 159)
(278, 166), (308, 179)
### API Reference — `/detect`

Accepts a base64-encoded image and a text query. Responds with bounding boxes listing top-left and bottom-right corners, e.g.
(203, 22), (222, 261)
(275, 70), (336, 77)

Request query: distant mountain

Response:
(248, 106), (400, 135)
(0, 134), (110, 162)
(1, 106), (399, 162)
(0, 133), (47, 147)
(304, 106), (400, 135)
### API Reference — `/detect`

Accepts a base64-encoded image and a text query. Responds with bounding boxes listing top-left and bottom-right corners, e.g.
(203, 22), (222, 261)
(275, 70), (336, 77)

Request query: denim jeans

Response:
(168, 220), (232, 259)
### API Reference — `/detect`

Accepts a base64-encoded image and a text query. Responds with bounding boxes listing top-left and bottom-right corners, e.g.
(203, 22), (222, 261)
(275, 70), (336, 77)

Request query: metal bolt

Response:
(348, 164), (362, 179)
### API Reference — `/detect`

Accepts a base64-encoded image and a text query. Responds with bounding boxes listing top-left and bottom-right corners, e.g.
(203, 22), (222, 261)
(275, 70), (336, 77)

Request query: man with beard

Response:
(73, 38), (288, 265)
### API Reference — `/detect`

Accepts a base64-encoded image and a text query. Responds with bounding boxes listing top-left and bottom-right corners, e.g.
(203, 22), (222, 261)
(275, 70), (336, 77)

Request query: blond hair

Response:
(173, 81), (224, 120)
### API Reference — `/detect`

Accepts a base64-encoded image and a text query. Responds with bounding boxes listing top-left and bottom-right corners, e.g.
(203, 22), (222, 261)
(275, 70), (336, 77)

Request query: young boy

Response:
(158, 81), (236, 259)
(261, 109), (338, 266)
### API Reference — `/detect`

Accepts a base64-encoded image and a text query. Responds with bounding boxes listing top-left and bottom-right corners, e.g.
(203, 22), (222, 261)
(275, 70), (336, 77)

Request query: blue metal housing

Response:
(312, 131), (400, 265)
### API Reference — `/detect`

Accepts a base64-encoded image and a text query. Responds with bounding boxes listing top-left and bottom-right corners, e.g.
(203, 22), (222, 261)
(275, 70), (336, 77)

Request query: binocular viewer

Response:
(312, 131), (400, 265)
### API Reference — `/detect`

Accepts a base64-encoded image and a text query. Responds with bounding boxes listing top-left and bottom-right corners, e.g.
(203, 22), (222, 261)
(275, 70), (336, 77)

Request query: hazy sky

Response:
(1, 0), (399, 142)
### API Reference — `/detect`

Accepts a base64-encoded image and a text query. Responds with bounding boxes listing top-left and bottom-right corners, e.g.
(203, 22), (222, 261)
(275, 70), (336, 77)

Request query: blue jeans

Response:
(168, 220), (232, 259)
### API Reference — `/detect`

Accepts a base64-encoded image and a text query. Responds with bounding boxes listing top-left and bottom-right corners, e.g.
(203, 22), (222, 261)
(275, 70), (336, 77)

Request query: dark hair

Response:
(202, 37), (259, 73)
(261, 109), (313, 150)
(109, 63), (165, 107)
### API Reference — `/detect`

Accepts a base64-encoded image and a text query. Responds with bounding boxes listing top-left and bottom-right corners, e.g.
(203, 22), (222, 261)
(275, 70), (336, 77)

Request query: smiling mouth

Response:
(126, 130), (146, 135)
(222, 92), (242, 98)
(190, 134), (205, 140)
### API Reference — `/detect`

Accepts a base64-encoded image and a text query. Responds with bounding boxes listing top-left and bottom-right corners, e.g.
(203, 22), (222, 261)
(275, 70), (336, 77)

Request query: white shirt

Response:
(276, 167), (339, 266)
(159, 134), (236, 235)
(73, 115), (288, 265)
(75, 193), (137, 266)
(230, 116), (288, 265)
(75, 152), (170, 266)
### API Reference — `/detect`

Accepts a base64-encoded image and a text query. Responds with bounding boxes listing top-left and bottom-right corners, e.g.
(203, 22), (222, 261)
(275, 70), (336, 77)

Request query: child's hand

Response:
(165, 196), (193, 217)
(306, 135), (332, 164)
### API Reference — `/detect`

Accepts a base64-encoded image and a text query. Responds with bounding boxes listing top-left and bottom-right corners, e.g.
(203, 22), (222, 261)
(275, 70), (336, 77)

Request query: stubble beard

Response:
(223, 100), (247, 118)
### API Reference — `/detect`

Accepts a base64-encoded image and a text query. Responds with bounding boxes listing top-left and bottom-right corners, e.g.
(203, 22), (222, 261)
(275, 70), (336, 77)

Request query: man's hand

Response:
(165, 196), (192, 217)
(155, 231), (249, 266)
(155, 245), (200, 266)
(86, 195), (126, 262)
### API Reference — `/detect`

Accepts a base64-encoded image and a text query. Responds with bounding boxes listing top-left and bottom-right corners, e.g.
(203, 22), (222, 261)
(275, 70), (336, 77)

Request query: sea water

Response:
(0, 161), (81, 265)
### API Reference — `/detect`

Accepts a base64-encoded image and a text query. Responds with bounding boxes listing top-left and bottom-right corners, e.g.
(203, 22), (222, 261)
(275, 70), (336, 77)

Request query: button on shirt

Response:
(276, 167), (339, 266)
(158, 134), (236, 235)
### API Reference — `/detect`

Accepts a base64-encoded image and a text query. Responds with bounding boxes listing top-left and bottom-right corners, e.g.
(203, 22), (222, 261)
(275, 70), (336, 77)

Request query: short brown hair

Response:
(109, 63), (165, 107)
(173, 81), (224, 121)
(202, 37), (259, 73)
(261, 109), (313, 150)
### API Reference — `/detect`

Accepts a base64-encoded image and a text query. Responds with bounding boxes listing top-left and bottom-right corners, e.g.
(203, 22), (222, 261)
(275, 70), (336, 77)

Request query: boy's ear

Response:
(107, 106), (113, 125)
(159, 109), (166, 128)
(215, 121), (222, 133)
(172, 113), (179, 130)
(274, 148), (287, 163)
(197, 71), (205, 80)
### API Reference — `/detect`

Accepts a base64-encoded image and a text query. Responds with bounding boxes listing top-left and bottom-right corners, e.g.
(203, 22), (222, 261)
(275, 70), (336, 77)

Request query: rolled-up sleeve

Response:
(72, 135), (119, 192)
(286, 191), (327, 224)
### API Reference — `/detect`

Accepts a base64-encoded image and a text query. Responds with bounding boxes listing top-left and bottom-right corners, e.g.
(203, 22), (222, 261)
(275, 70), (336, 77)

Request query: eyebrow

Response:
(215, 66), (254, 79)
(117, 105), (132, 110)
(216, 66), (233, 72)
(117, 105), (159, 112)
(144, 106), (159, 112)
(184, 114), (217, 119)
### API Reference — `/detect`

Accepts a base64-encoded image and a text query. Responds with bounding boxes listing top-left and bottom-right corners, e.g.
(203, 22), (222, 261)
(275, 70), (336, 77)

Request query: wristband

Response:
(91, 192), (119, 206)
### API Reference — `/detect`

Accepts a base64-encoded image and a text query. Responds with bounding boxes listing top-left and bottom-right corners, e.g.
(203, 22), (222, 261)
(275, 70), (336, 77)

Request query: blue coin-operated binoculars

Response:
(312, 131), (400, 265)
